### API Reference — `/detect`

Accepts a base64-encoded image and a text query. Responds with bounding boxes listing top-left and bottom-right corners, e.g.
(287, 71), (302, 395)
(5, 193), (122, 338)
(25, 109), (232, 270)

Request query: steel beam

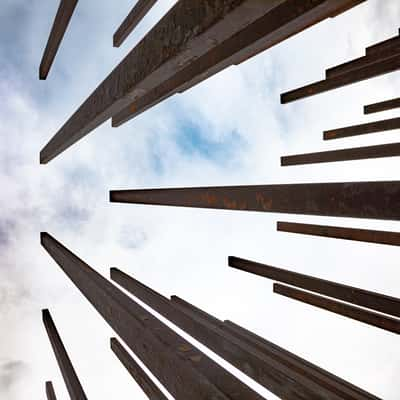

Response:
(323, 117), (400, 140)
(228, 256), (400, 318)
(39, 0), (78, 80)
(366, 29), (400, 55)
(281, 53), (400, 104)
(110, 181), (400, 221)
(277, 221), (400, 246)
(41, 233), (262, 400)
(113, 0), (158, 47)
(111, 268), (379, 400)
(42, 309), (88, 400)
(281, 142), (400, 165)
(364, 97), (400, 114)
(39, 0), (364, 162)
(46, 381), (57, 400)
(274, 284), (400, 334)
(110, 338), (168, 400)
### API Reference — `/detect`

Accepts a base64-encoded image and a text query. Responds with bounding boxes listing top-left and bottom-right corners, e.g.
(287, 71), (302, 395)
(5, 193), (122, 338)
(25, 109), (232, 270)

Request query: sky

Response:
(0, 0), (399, 399)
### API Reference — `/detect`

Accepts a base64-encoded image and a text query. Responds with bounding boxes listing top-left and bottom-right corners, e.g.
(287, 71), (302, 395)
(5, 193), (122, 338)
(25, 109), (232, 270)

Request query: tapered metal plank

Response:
(42, 309), (88, 400)
(281, 142), (400, 165)
(273, 284), (400, 334)
(46, 381), (58, 400)
(113, 0), (158, 47)
(39, 0), (78, 80)
(323, 117), (400, 140)
(366, 30), (400, 55)
(364, 97), (400, 114)
(110, 181), (400, 221)
(228, 256), (400, 318)
(281, 53), (400, 104)
(111, 268), (380, 400)
(39, 0), (364, 162)
(40, 233), (262, 400)
(110, 338), (168, 400)
(277, 221), (400, 246)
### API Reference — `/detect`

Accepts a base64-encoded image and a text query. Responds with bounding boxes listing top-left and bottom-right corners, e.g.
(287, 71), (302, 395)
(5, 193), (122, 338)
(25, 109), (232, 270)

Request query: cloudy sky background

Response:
(1, 0), (399, 399)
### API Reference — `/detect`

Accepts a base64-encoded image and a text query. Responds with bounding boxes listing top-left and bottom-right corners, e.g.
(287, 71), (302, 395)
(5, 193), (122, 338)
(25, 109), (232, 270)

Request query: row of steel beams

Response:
(39, 0), (78, 80)
(42, 309), (88, 400)
(39, 0), (365, 163)
(40, 232), (263, 400)
(109, 181), (400, 220)
(111, 268), (379, 399)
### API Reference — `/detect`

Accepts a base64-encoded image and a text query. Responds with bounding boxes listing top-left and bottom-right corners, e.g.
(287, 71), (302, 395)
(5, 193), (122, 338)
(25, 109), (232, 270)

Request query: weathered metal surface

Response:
(366, 29), (400, 55)
(46, 381), (57, 400)
(228, 256), (400, 318)
(364, 97), (400, 114)
(39, 0), (364, 162)
(277, 221), (400, 247)
(42, 309), (88, 400)
(110, 181), (400, 221)
(110, 338), (168, 400)
(40, 233), (262, 400)
(39, 0), (78, 80)
(113, 0), (158, 47)
(281, 142), (400, 165)
(111, 268), (379, 400)
(324, 117), (400, 140)
(273, 284), (400, 334)
(281, 53), (400, 103)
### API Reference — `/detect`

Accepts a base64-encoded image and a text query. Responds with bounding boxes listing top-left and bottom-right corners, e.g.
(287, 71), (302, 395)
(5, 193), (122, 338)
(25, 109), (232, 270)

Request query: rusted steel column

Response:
(110, 338), (168, 400)
(281, 53), (400, 104)
(40, 233), (262, 400)
(42, 309), (88, 400)
(277, 221), (400, 246)
(39, 0), (364, 162)
(113, 0), (158, 47)
(111, 268), (380, 400)
(39, 0), (78, 80)
(273, 284), (400, 334)
(281, 142), (400, 165)
(323, 117), (400, 140)
(364, 97), (400, 114)
(46, 381), (58, 400)
(228, 256), (400, 318)
(110, 181), (400, 221)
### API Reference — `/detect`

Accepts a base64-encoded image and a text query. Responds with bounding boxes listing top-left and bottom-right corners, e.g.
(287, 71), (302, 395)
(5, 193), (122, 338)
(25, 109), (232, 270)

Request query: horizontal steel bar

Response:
(113, 0), (158, 47)
(281, 53), (400, 104)
(273, 284), (400, 334)
(366, 29), (400, 55)
(281, 142), (400, 165)
(110, 338), (168, 400)
(228, 256), (400, 318)
(110, 181), (400, 221)
(42, 309), (88, 400)
(277, 221), (400, 246)
(46, 381), (57, 400)
(39, 0), (78, 80)
(364, 97), (400, 114)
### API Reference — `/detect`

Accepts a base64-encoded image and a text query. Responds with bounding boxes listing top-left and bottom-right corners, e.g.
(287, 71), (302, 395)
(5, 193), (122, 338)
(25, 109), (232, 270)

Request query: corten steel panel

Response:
(281, 142), (400, 165)
(39, 0), (365, 163)
(281, 53), (400, 104)
(42, 310), (88, 400)
(228, 256), (400, 318)
(277, 221), (400, 246)
(364, 97), (400, 114)
(110, 338), (168, 400)
(39, 0), (78, 80)
(111, 268), (380, 400)
(110, 181), (400, 221)
(113, 0), (158, 47)
(40, 233), (262, 400)
(323, 117), (400, 140)
(273, 284), (400, 334)
(173, 297), (380, 400)
(46, 381), (57, 400)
